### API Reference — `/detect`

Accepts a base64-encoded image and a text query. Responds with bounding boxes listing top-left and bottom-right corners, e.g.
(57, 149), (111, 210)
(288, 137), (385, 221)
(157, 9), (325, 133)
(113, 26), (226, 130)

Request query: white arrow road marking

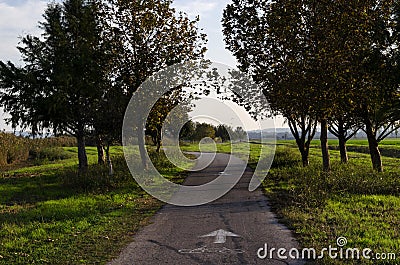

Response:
(199, 229), (240, 244)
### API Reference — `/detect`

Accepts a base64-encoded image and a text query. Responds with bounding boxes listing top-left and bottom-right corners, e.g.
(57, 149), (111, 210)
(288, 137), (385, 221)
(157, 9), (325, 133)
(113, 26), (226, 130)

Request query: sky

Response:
(172, 0), (237, 67)
(0, 0), (48, 130)
(0, 0), (284, 131)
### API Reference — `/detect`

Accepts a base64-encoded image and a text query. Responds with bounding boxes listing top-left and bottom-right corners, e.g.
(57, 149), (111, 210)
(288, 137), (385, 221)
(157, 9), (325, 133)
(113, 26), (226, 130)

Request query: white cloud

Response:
(0, 0), (47, 62)
(0, 0), (47, 130)
(0, 0), (239, 131)
(172, 0), (219, 18)
(172, 0), (237, 67)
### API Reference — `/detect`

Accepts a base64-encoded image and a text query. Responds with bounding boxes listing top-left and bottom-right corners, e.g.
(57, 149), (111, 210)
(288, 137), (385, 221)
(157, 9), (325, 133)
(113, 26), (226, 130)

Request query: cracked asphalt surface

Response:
(108, 153), (304, 265)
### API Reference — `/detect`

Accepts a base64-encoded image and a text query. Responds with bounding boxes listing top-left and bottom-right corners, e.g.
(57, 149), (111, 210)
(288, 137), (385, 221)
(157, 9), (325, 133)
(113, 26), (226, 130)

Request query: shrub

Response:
(60, 150), (185, 192)
(61, 156), (133, 192)
(31, 136), (77, 148)
(0, 133), (76, 166)
(30, 147), (74, 162)
(0, 133), (30, 166)
(266, 147), (400, 210)
(271, 146), (301, 168)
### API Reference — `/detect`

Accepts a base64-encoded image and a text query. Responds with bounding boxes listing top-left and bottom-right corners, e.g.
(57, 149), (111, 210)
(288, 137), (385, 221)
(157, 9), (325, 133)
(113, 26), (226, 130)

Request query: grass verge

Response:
(263, 144), (400, 264)
(0, 146), (188, 265)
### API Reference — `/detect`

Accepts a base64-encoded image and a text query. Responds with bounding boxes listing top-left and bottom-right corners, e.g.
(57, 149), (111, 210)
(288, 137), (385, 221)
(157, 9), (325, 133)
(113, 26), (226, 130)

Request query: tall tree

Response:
(351, 0), (398, 172)
(0, 0), (107, 173)
(215, 124), (233, 142)
(234, 126), (247, 142)
(310, 0), (396, 172)
(179, 120), (196, 141)
(223, 0), (398, 171)
(107, 0), (207, 167)
(223, 0), (318, 167)
(193, 123), (216, 141)
(145, 88), (190, 153)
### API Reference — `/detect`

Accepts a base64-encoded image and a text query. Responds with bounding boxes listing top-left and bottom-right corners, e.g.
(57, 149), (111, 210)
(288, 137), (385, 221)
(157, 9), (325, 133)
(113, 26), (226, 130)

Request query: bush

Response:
(266, 147), (400, 210)
(0, 133), (76, 166)
(60, 150), (186, 192)
(33, 136), (77, 147)
(271, 146), (300, 168)
(0, 133), (30, 166)
(61, 156), (133, 192)
(30, 147), (74, 163)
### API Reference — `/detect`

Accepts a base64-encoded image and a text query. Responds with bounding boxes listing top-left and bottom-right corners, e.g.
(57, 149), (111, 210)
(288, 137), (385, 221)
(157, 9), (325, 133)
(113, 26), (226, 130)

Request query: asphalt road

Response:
(108, 153), (304, 265)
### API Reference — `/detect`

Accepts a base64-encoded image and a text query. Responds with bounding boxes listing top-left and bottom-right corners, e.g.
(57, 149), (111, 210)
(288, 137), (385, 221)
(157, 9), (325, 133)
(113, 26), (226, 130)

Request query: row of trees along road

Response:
(0, 0), (207, 173)
(223, 0), (400, 172)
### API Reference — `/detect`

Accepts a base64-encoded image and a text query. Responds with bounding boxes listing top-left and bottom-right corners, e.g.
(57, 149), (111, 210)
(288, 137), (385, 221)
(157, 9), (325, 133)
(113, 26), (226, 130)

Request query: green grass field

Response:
(279, 138), (400, 159)
(1, 139), (400, 264)
(265, 140), (400, 264)
(0, 146), (189, 265)
(278, 138), (400, 147)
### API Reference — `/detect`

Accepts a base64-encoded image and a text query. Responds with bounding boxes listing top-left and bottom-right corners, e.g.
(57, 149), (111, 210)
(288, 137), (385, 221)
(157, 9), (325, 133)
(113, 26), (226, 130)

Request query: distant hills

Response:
(247, 128), (398, 140)
(3, 131), (54, 139)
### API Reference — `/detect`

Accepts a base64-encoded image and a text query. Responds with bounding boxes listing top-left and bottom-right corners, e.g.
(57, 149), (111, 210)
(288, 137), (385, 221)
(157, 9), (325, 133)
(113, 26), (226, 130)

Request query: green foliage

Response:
(98, 0), (207, 166)
(270, 146), (300, 168)
(179, 120), (196, 141)
(222, 0), (400, 171)
(30, 147), (74, 164)
(0, 133), (76, 167)
(0, 0), (106, 133)
(34, 136), (77, 147)
(192, 122), (216, 141)
(61, 156), (132, 192)
(0, 0), (207, 172)
(109, 0), (207, 96)
(215, 124), (232, 142)
(0, 0), (111, 171)
(145, 89), (191, 151)
(0, 133), (30, 165)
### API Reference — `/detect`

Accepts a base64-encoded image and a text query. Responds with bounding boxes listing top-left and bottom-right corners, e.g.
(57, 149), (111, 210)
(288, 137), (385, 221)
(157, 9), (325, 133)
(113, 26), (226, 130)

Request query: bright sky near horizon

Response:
(0, 0), (285, 131)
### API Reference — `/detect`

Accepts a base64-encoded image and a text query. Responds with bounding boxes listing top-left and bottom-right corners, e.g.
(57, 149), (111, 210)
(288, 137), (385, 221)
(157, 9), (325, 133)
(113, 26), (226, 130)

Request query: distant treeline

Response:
(0, 133), (76, 166)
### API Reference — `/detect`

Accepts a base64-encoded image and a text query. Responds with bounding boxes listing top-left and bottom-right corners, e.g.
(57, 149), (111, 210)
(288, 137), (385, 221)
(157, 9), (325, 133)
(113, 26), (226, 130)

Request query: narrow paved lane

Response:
(108, 153), (304, 265)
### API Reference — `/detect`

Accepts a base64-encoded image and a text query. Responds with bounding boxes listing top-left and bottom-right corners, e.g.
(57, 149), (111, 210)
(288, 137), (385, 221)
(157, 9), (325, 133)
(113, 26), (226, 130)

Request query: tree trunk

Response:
(77, 127), (88, 173)
(296, 140), (310, 167)
(156, 127), (162, 153)
(287, 116), (317, 168)
(156, 141), (161, 153)
(320, 119), (331, 172)
(138, 125), (148, 169)
(365, 119), (383, 172)
(96, 136), (105, 165)
(151, 134), (157, 147)
(338, 135), (348, 163)
(105, 143), (113, 176)
(337, 120), (349, 163)
(328, 118), (352, 163)
(300, 148), (310, 167)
